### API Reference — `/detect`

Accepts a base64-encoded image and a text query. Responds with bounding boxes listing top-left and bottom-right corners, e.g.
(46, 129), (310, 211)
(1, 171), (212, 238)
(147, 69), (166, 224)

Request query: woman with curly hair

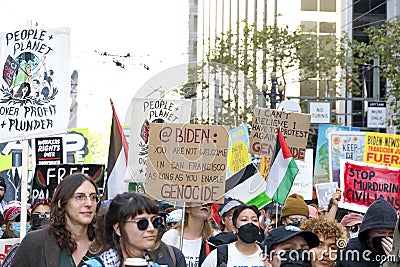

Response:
(300, 216), (347, 267)
(11, 173), (100, 267)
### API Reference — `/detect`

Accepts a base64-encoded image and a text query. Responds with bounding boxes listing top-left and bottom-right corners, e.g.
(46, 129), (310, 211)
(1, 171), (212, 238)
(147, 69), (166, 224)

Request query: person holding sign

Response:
(337, 197), (397, 267)
(11, 173), (101, 267)
(202, 204), (264, 266)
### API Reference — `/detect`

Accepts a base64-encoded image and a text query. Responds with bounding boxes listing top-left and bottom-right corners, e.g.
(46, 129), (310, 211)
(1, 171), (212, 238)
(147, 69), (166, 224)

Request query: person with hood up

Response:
(336, 197), (397, 267)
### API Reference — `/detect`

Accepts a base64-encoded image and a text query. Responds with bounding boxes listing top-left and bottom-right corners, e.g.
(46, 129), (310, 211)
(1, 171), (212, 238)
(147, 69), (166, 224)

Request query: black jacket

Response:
(337, 197), (397, 267)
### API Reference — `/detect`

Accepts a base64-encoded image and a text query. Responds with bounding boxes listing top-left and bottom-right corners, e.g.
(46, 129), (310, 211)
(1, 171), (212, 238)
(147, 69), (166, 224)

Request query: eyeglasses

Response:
(126, 216), (165, 231)
(74, 193), (100, 204)
(31, 213), (51, 220)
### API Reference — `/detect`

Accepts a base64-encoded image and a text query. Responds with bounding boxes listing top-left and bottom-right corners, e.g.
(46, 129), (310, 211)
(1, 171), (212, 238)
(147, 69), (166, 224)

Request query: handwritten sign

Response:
(309, 102), (331, 124)
(367, 101), (387, 128)
(126, 99), (192, 183)
(145, 123), (229, 203)
(34, 136), (64, 165)
(339, 159), (400, 213)
(0, 28), (71, 142)
(364, 132), (400, 168)
(32, 164), (105, 203)
(250, 107), (311, 160)
(328, 131), (366, 186)
(227, 123), (251, 177)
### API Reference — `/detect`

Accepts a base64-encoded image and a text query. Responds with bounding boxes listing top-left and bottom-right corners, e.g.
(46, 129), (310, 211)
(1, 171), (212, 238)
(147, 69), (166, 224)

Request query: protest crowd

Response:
(0, 168), (399, 267)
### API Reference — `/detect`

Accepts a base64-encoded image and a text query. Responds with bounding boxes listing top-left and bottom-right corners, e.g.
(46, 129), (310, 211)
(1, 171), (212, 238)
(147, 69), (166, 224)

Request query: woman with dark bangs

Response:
(84, 192), (172, 266)
(11, 173), (101, 267)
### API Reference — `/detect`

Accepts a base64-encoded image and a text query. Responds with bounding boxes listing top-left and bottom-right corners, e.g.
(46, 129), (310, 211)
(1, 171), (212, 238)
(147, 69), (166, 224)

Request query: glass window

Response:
(320, 0), (336, 12)
(300, 21), (318, 32)
(300, 80), (318, 96)
(301, 0), (317, 11)
(320, 22), (336, 33)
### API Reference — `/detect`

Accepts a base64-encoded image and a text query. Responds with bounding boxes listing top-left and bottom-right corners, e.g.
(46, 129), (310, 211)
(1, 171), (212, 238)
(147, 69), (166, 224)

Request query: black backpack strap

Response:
(216, 244), (228, 267)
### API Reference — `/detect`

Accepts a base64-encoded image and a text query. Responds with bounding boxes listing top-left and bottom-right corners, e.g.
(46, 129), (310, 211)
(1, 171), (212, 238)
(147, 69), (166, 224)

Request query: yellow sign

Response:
(364, 132), (400, 168)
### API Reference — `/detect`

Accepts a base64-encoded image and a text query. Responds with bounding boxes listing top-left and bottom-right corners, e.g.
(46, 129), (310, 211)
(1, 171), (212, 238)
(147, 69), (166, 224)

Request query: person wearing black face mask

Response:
(263, 225), (320, 267)
(202, 204), (265, 266)
(337, 197), (397, 267)
(29, 198), (51, 231)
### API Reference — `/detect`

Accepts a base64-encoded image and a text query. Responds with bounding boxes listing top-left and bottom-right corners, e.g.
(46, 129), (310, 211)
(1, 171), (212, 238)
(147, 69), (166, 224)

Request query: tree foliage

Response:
(350, 17), (400, 124)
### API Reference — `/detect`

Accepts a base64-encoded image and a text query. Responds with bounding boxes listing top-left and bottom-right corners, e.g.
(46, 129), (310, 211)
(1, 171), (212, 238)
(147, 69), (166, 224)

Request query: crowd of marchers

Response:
(0, 173), (399, 267)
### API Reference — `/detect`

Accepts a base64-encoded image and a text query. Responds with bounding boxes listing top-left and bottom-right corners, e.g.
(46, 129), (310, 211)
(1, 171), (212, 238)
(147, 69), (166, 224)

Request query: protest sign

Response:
(0, 238), (19, 265)
(0, 28), (71, 142)
(250, 107), (310, 160)
(314, 124), (360, 184)
(364, 132), (400, 168)
(34, 136), (64, 165)
(315, 182), (338, 210)
(289, 149), (314, 200)
(32, 164), (105, 202)
(145, 123), (229, 203)
(328, 131), (366, 186)
(339, 159), (400, 213)
(226, 123), (251, 178)
(126, 99), (192, 183)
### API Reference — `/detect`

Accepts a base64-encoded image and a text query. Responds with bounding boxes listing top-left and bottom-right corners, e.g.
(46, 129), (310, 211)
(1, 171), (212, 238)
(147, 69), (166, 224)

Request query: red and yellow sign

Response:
(364, 132), (400, 168)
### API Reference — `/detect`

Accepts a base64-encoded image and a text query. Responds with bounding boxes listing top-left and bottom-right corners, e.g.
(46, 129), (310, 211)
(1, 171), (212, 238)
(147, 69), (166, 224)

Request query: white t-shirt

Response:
(162, 229), (202, 267)
(201, 242), (264, 267)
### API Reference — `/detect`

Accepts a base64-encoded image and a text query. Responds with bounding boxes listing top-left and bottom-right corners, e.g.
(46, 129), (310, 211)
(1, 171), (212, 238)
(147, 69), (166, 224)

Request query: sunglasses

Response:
(347, 225), (359, 233)
(126, 216), (164, 231)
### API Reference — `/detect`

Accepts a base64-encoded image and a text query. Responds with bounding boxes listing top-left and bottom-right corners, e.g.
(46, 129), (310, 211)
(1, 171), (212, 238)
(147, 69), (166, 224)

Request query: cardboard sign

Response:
(364, 132), (400, 168)
(250, 108), (310, 160)
(34, 136), (64, 165)
(227, 123), (251, 178)
(32, 164), (105, 203)
(328, 131), (366, 186)
(126, 99), (192, 183)
(339, 159), (400, 213)
(145, 123), (229, 203)
(315, 182), (338, 210)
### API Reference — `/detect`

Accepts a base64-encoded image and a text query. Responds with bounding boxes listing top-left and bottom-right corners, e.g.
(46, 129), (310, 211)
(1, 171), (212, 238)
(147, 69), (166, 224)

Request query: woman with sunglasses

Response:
(11, 173), (101, 267)
(84, 191), (171, 266)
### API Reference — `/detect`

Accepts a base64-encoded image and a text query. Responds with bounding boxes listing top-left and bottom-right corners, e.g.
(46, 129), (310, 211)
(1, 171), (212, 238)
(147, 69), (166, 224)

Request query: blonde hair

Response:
(173, 207), (213, 240)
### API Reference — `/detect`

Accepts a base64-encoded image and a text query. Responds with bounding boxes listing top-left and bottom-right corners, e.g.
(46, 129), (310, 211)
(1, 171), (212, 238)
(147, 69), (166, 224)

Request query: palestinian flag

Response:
(265, 127), (299, 205)
(106, 99), (129, 199)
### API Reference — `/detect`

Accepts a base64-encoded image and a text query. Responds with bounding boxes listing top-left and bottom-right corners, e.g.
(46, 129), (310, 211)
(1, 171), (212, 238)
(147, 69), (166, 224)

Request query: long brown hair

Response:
(49, 173), (100, 255)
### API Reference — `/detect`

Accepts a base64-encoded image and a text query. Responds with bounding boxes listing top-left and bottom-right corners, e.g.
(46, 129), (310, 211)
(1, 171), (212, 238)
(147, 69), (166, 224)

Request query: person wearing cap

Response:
(166, 209), (182, 230)
(202, 204), (265, 267)
(301, 216), (347, 267)
(337, 197), (397, 267)
(1, 201), (31, 239)
(340, 213), (364, 239)
(263, 225), (320, 267)
(281, 193), (309, 227)
(29, 198), (51, 231)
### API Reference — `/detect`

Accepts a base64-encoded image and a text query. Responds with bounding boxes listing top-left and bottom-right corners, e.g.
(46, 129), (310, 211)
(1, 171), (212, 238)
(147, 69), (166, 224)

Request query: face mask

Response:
(12, 222), (31, 236)
(280, 249), (312, 267)
(237, 222), (260, 244)
(31, 216), (43, 231)
(349, 231), (358, 239)
(264, 218), (271, 228)
(371, 236), (386, 254)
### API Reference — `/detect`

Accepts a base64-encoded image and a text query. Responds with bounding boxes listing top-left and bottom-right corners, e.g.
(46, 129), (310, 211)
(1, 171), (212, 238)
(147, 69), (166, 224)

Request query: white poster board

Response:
(289, 149), (314, 200)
